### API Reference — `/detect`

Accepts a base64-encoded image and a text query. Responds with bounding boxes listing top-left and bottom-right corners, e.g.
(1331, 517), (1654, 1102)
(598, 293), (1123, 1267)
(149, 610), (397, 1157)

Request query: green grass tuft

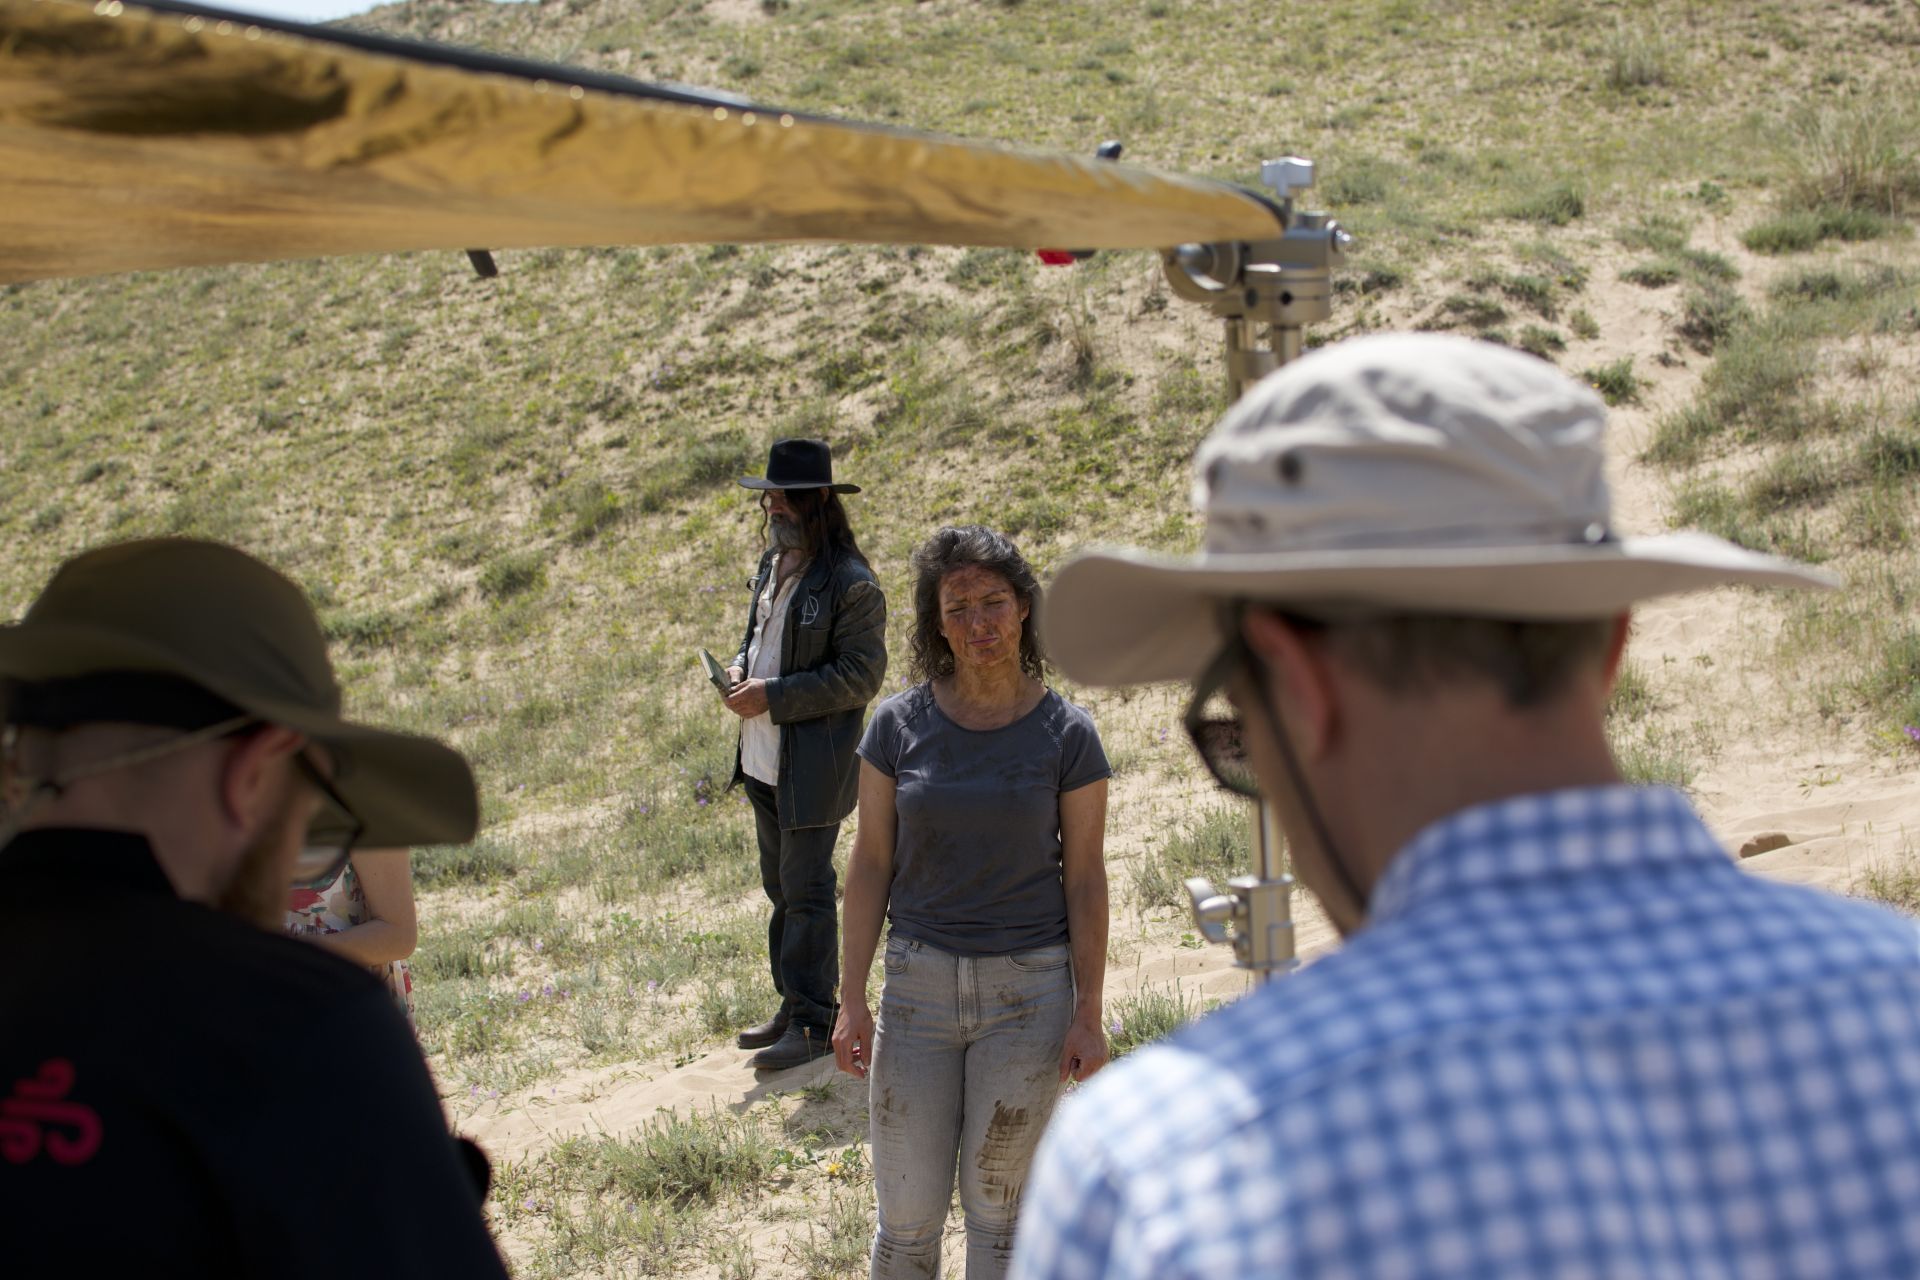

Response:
(1676, 280), (1749, 354)
(414, 837), (523, 888)
(1505, 181), (1585, 226)
(1616, 213), (1691, 255)
(1601, 21), (1674, 91)
(1517, 324), (1566, 359)
(479, 550), (548, 600)
(551, 1109), (776, 1206)
(1620, 260), (1682, 288)
(1131, 805), (1253, 912)
(1581, 356), (1643, 407)
(1108, 982), (1201, 1058)
(1857, 853), (1920, 915)
(1783, 99), (1920, 217)
(1741, 207), (1899, 255)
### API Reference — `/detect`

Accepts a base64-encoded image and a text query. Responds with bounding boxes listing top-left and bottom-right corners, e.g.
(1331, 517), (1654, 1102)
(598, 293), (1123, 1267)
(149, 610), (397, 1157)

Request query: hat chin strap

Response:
(0, 715), (255, 847)
(1244, 659), (1370, 929)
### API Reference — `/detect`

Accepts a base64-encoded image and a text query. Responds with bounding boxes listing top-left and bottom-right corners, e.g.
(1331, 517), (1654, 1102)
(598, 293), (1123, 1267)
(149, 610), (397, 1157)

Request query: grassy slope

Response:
(3, 0), (1919, 1273)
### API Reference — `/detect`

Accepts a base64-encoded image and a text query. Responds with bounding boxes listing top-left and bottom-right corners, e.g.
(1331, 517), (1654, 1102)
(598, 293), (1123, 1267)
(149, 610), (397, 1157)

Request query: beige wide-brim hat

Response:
(1045, 333), (1836, 687)
(0, 539), (478, 847)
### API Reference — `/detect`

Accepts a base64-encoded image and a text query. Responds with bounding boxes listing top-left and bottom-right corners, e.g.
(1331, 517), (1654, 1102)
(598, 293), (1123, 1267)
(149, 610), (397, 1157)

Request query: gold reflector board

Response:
(0, 0), (1283, 282)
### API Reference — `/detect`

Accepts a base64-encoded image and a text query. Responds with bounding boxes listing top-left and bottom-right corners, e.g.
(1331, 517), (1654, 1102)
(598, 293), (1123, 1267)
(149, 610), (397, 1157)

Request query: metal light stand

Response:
(1185, 802), (1298, 982)
(1167, 156), (1351, 985)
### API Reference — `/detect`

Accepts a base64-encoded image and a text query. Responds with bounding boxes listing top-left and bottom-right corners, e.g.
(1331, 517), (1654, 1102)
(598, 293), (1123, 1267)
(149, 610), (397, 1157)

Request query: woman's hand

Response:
(833, 1000), (875, 1078)
(1058, 1014), (1110, 1084)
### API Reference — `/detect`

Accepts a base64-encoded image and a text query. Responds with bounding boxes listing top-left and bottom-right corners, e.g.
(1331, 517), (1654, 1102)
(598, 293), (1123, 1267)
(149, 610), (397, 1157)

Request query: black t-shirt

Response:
(0, 828), (509, 1279)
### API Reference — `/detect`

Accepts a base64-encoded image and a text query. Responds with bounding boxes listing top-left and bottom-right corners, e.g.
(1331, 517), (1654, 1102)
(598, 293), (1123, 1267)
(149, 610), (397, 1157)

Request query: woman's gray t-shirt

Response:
(856, 682), (1110, 956)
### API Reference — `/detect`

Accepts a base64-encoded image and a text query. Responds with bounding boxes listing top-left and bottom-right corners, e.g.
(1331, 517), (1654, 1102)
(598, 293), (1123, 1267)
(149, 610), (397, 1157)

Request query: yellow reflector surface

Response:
(0, 0), (1282, 282)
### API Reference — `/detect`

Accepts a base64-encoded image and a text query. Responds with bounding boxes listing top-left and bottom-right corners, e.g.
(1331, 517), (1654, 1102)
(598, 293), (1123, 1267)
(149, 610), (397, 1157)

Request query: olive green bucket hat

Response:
(0, 538), (478, 847)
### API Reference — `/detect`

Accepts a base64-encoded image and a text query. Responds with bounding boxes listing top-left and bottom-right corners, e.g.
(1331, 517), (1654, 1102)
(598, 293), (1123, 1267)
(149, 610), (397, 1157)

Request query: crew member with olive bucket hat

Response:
(1014, 334), (1920, 1278)
(0, 539), (509, 1277)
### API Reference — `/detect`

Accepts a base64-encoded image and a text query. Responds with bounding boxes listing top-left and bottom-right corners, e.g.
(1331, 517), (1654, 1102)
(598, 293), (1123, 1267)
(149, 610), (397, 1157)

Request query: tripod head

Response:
(1164, 156), (1353, 399)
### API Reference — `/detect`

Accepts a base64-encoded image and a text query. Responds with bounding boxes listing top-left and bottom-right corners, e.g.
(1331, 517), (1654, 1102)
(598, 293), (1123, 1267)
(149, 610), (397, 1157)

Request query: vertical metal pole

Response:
(1273, 325), (1304, 368)
(1249, 321), (1300, 985)
(1239, 802), (1297, 985)
(1223, 317), (1264, 401)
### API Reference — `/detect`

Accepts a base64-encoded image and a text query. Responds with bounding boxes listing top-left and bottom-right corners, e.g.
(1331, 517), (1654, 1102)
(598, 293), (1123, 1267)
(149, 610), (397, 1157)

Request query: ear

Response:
(1241, 610), (1339, 761)
(216, 725), (306, 833)
(1599, 612), (1633, 694)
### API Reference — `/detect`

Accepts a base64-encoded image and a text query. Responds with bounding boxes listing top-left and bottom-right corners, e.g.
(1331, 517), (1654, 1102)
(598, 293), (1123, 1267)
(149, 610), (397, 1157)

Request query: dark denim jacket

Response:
(728, 546), (887, 829)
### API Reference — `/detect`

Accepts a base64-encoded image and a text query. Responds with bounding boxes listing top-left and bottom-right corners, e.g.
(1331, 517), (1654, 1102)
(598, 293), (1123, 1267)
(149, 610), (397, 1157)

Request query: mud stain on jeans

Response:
(973, 1101), (1034, 1207)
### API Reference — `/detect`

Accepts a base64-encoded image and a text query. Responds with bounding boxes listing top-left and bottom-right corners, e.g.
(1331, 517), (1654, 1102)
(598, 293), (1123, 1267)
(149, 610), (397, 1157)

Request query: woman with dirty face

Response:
(834, 525), (1111, 1280)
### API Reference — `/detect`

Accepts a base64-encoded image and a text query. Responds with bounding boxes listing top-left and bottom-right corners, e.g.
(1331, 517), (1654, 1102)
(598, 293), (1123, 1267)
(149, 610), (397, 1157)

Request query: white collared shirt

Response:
(739, 557), (806, 785)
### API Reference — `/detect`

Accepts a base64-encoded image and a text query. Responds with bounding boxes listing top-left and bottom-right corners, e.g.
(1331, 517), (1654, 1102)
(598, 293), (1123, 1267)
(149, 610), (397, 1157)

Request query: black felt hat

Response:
(737, 438), (859, 494)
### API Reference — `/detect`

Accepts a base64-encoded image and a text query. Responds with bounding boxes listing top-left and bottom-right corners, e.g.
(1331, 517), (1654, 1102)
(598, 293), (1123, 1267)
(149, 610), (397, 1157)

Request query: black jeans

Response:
(742, 776), (841, 1032)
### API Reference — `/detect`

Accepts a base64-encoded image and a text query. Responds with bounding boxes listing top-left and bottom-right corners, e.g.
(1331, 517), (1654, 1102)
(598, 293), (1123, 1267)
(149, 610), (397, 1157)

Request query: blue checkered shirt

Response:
(1014, 785), (1920, 1279)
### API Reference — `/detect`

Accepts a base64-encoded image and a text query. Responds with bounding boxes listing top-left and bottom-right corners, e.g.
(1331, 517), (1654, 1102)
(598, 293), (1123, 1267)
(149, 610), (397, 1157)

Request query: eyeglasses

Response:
(1183, 634), (1262, 799)
(290, 752), (364, 890)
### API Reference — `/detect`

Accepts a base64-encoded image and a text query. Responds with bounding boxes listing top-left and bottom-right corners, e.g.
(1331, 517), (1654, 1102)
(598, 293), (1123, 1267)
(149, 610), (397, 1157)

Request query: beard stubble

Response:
(213, 782), (310, 930)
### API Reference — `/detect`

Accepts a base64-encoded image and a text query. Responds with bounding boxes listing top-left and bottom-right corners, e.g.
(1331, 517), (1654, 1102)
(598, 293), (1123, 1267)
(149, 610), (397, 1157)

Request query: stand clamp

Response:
(1183, 800), (1299, 983)
(1163, 156), (1353, 400)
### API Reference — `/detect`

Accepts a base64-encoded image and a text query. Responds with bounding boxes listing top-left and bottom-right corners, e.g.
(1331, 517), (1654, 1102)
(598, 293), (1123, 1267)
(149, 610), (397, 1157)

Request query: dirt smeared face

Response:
(938, 564), (1028, 674)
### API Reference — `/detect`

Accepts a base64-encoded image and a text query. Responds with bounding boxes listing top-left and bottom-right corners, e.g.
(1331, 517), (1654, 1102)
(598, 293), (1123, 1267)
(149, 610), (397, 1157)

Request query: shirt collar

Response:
(1367, 785), (1729, 927)
(0, 827), (179, 898)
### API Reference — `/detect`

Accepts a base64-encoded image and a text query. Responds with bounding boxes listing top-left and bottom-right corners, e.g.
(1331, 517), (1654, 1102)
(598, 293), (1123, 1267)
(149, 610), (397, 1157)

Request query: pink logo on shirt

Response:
(0, 1059), (103, 1165)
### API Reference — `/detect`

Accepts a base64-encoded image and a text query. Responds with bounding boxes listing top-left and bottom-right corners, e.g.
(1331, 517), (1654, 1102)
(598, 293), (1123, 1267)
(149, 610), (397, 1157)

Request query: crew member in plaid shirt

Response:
(1012, 333), (1920, 1278)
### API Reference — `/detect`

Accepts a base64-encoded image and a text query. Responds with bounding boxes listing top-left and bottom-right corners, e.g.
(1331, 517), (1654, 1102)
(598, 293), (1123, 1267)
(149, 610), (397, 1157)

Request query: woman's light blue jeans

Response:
(867, 936), (1074, 1280)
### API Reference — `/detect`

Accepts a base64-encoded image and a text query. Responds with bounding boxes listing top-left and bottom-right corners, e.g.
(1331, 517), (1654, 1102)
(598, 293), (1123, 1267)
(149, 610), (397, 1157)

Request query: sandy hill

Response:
(2, 0), (1918, 1275)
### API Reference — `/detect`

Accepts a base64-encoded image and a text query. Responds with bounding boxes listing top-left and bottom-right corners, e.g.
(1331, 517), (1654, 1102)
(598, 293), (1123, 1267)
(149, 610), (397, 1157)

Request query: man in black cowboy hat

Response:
(0, 538), (508, 1277)
(722, 438), (887, 1071)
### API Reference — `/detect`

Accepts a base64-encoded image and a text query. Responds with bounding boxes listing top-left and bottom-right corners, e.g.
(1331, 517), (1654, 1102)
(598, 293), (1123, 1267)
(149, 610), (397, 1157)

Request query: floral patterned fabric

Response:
(286, 862), (414, 1028)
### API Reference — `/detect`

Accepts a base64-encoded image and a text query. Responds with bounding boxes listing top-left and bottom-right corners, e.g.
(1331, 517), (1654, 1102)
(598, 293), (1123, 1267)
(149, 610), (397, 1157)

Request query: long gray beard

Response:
(769, 514), (808, 551)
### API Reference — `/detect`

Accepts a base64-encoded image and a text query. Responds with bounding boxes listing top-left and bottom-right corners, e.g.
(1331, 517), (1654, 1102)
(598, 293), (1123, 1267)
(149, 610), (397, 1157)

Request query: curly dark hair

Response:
(908, 525), (1046, 683)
